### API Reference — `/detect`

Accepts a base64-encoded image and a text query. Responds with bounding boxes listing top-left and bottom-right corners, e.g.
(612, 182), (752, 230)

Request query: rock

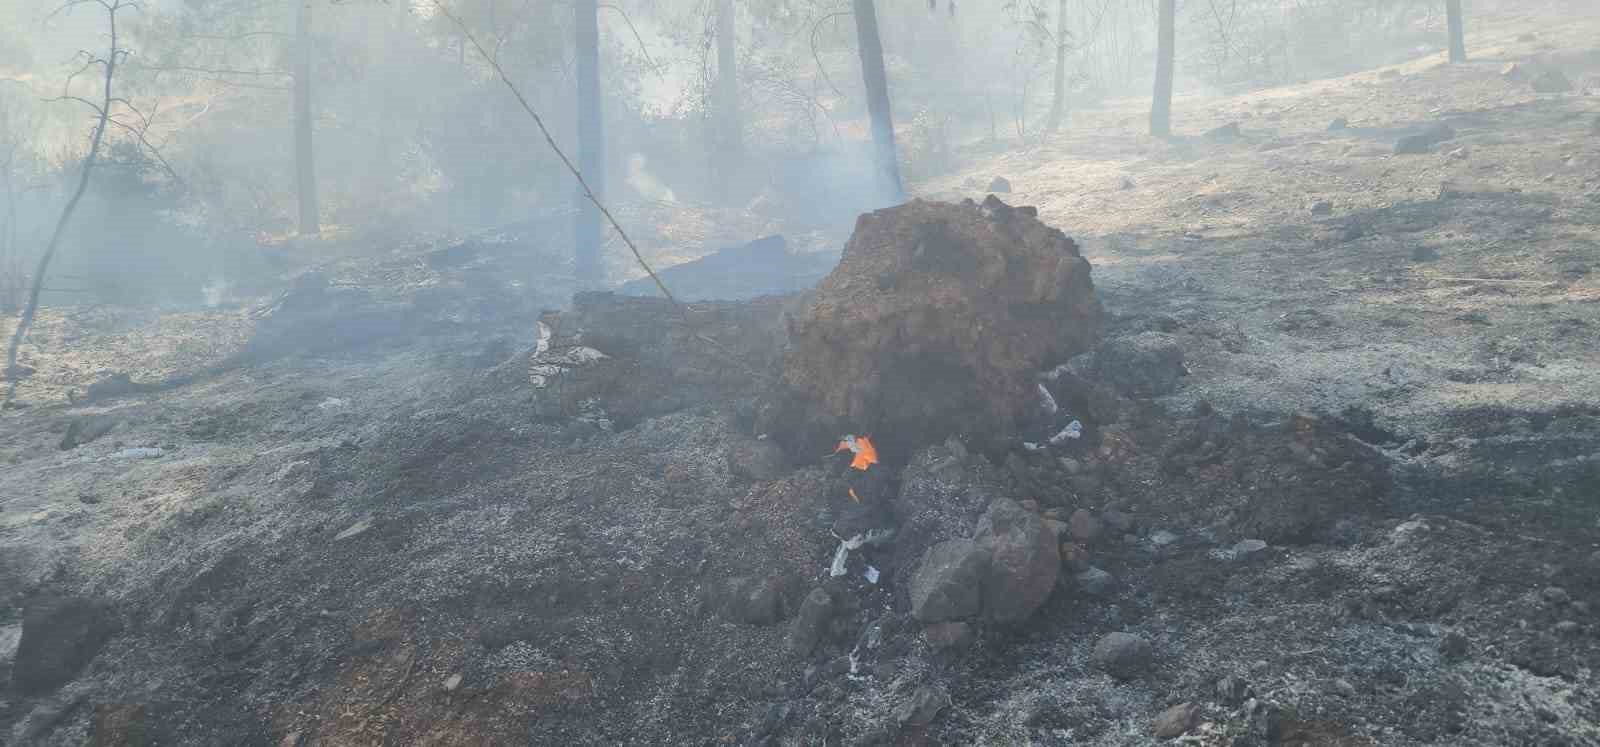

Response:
(1242, 699), (1284, 744)
(1541, 586), (1570, 606)
(1394, 123), (1456, 155)
(1327, 117), (1350, 131)
(718, 575), (786, 625)
(443, 673), (463, 692)
(1555, 620), (1580, 635)
(1531, 69), (1574, 93)
(987, 176), (1012, 193)
(909, 540), (989, 622)
(894, 685), (951, 727)
(788, 588), (835, 657)
(1217, 675), (1252, 705)
(1067, 509), (1103, 543)
(1309, 200), (1334, 216)
(12, 595), (120, 694)
(1077, 332), (1186, 398)
(1411, 245), (1441, 262)
(59, 414), (121, 450)
(1501, 62), (1530, 81)
(923, 621), (975, 650)
(91, 702), (149, 747)
(1102, 510), (1134, 532)
(1204, 122), (1242, 140)
(728, 438), (791, 482)
(1153, 702), (1201, 739)
(1327, 678), (1357, 698)
(1232, 539), (1268, 556)
(1075, 567), (1114, 596)
(1043, 518), (1069, 538)
(1120, 177), (1136, 190)
(1092, 632), (1152, 680)
(973, 499), (1060, 622)
(768, 197), (1100, 462)
(1150, 530), (1179, 547)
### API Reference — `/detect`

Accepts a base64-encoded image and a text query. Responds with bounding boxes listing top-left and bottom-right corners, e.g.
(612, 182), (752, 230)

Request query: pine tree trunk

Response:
(293, 0), (319, 236)
(1446, 0), (1466, 63)
(574, 0), (604, 290)
(1044, 0), (1068, 134)
(852, 0), (902, 201)
(715, 0), (741, 174)
(1150, 0), (1176, 138)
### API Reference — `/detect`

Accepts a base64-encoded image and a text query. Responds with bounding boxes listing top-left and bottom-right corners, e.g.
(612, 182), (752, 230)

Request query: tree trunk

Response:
(852, 0), (902, 202)
(714, 0), (741, 183)
(5, 2), (119, 404)
(574, 0), (604, 290)
(1149, 0), (1175, 138)
(1446, 0), (1466, 63)
(293, 0), (319, 236)
(1044, 0), (1068, 134)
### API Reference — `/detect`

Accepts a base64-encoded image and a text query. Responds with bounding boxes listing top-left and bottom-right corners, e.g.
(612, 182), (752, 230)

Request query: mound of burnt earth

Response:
(763, 196), (1101, 463)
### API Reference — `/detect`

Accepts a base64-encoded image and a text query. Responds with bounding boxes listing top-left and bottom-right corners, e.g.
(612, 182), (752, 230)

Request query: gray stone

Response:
(728, 438), (791, 482)
(719, 575), (785, 625)
(923, 621), (975, 650)
(1085, 332), (1186, 397)
(788, 588), (835, 657)
(1152, 702), (1200, 739)
(1531, 69), (1574, 93)
(1217, 675), (1252, 705)
(12, 595), (119, 695)
(987, 176), (1012, 193)
(1204, 122), (1242, 140)
(1232, 539), (1268, 556)
(1067, 509), (1102, 542)
(1394, 123), (1456, 155)
(1541, 586), (1570, 606)
(910, 540), (989, 622)
(1076, 567), (1114, 596)
(1309, 200), (1334, 216)
(1092, 632), (1152, 680)
(1150, 530), (1179, 547)
(894, 685), (951, 727)
(974, 499), (1060, 622)
(1327, 117), (1349, 131)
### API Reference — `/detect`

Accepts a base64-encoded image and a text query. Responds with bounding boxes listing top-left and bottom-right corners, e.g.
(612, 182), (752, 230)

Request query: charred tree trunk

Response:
(1044, 0), (1068, 134)
(1446, 0), (1466, 63)
(574, 0), (604, 290)
(714, 0), (741, 189)
(293, 0), (319, 236)
(852, 0), (903, 202)
(1149, 0), (1175, 138)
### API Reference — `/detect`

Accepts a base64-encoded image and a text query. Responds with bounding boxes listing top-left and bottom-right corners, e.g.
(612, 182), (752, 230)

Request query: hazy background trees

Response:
(0, 0), (1492, 308)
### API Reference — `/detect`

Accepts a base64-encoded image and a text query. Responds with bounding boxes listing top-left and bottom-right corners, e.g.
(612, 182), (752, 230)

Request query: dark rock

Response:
(1555, 620), (1580, 635)
(60, 414), (121, 450)
(788, 588), (835, 657)
(973, 499), (1060, 622)
(923, 621), (975, 650)
(1327, 117), (1350, 131)
(1092, 632), (1152, 680)
(728, 438), (791, 482)
(1541, 587), (1571, 606)
(769, 197), (1100, 463)
(987, 176), (1012, 193)
(1153, 702), (1201, 739)
(1067, 509), (1102, 542)
(1241, 699), (1284, 745)
(894, 685), (951, 727)
(81, 373), (159, 404)
(718, 575), (786, 625)
(12, 595), (120, 694)
(1394, 123), (1457, 155)
(1309, 200), (1334, 216)
(1217, 675), (1252, 705)
(1531, 69), (1574, 93)
(91, 703), (151, 747)
(909, 540), (989, 622)
(1204, 122), (1243, 140)
(1412, 245), (1441, 262)
(1084, 332), (1186, 398)
(1102, 510), (1134, 532)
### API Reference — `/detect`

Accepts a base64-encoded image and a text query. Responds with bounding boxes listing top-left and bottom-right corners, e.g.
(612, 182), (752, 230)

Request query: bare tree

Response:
(852, 0), (902, 201)
(1446, 0), (1466, 63)
(1150, 0), (1175, 137)
(575, 0), (603, 289)
(1044, 0), (1069, 134)
(4, 0), (128, 406)
(293, 0), (319, 235)
(714, 0), (742, 181)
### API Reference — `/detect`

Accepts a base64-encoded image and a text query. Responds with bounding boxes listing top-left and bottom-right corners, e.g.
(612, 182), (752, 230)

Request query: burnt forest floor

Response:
(1, 2), (1599, 746)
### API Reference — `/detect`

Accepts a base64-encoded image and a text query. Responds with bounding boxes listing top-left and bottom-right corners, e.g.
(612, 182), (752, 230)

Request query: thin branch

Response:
(598, 3), (666, 79)
(429, 0), (678, 307)
(810, 11), (850, 100)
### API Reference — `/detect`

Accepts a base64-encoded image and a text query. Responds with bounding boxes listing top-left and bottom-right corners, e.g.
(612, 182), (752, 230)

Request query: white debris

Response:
(317, 397), (348, 411)
(113, 447), (164, 459)
(529, 345), (608, 389)
(535, 320), (552, 357)
(334, 518), (372, 541)
(1049, 420), (1085, 444)
(1037, 382), (1059, 415)
(1233, 539), (1269, 556)
(865, 566), (881, 584)
(443, 673), (463, 692)
(1150, 530), (1180, 547)
(828, 528), (895, 577)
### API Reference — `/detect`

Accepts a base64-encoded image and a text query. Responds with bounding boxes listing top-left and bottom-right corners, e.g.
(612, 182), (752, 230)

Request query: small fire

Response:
(835, 434), (880, 472)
